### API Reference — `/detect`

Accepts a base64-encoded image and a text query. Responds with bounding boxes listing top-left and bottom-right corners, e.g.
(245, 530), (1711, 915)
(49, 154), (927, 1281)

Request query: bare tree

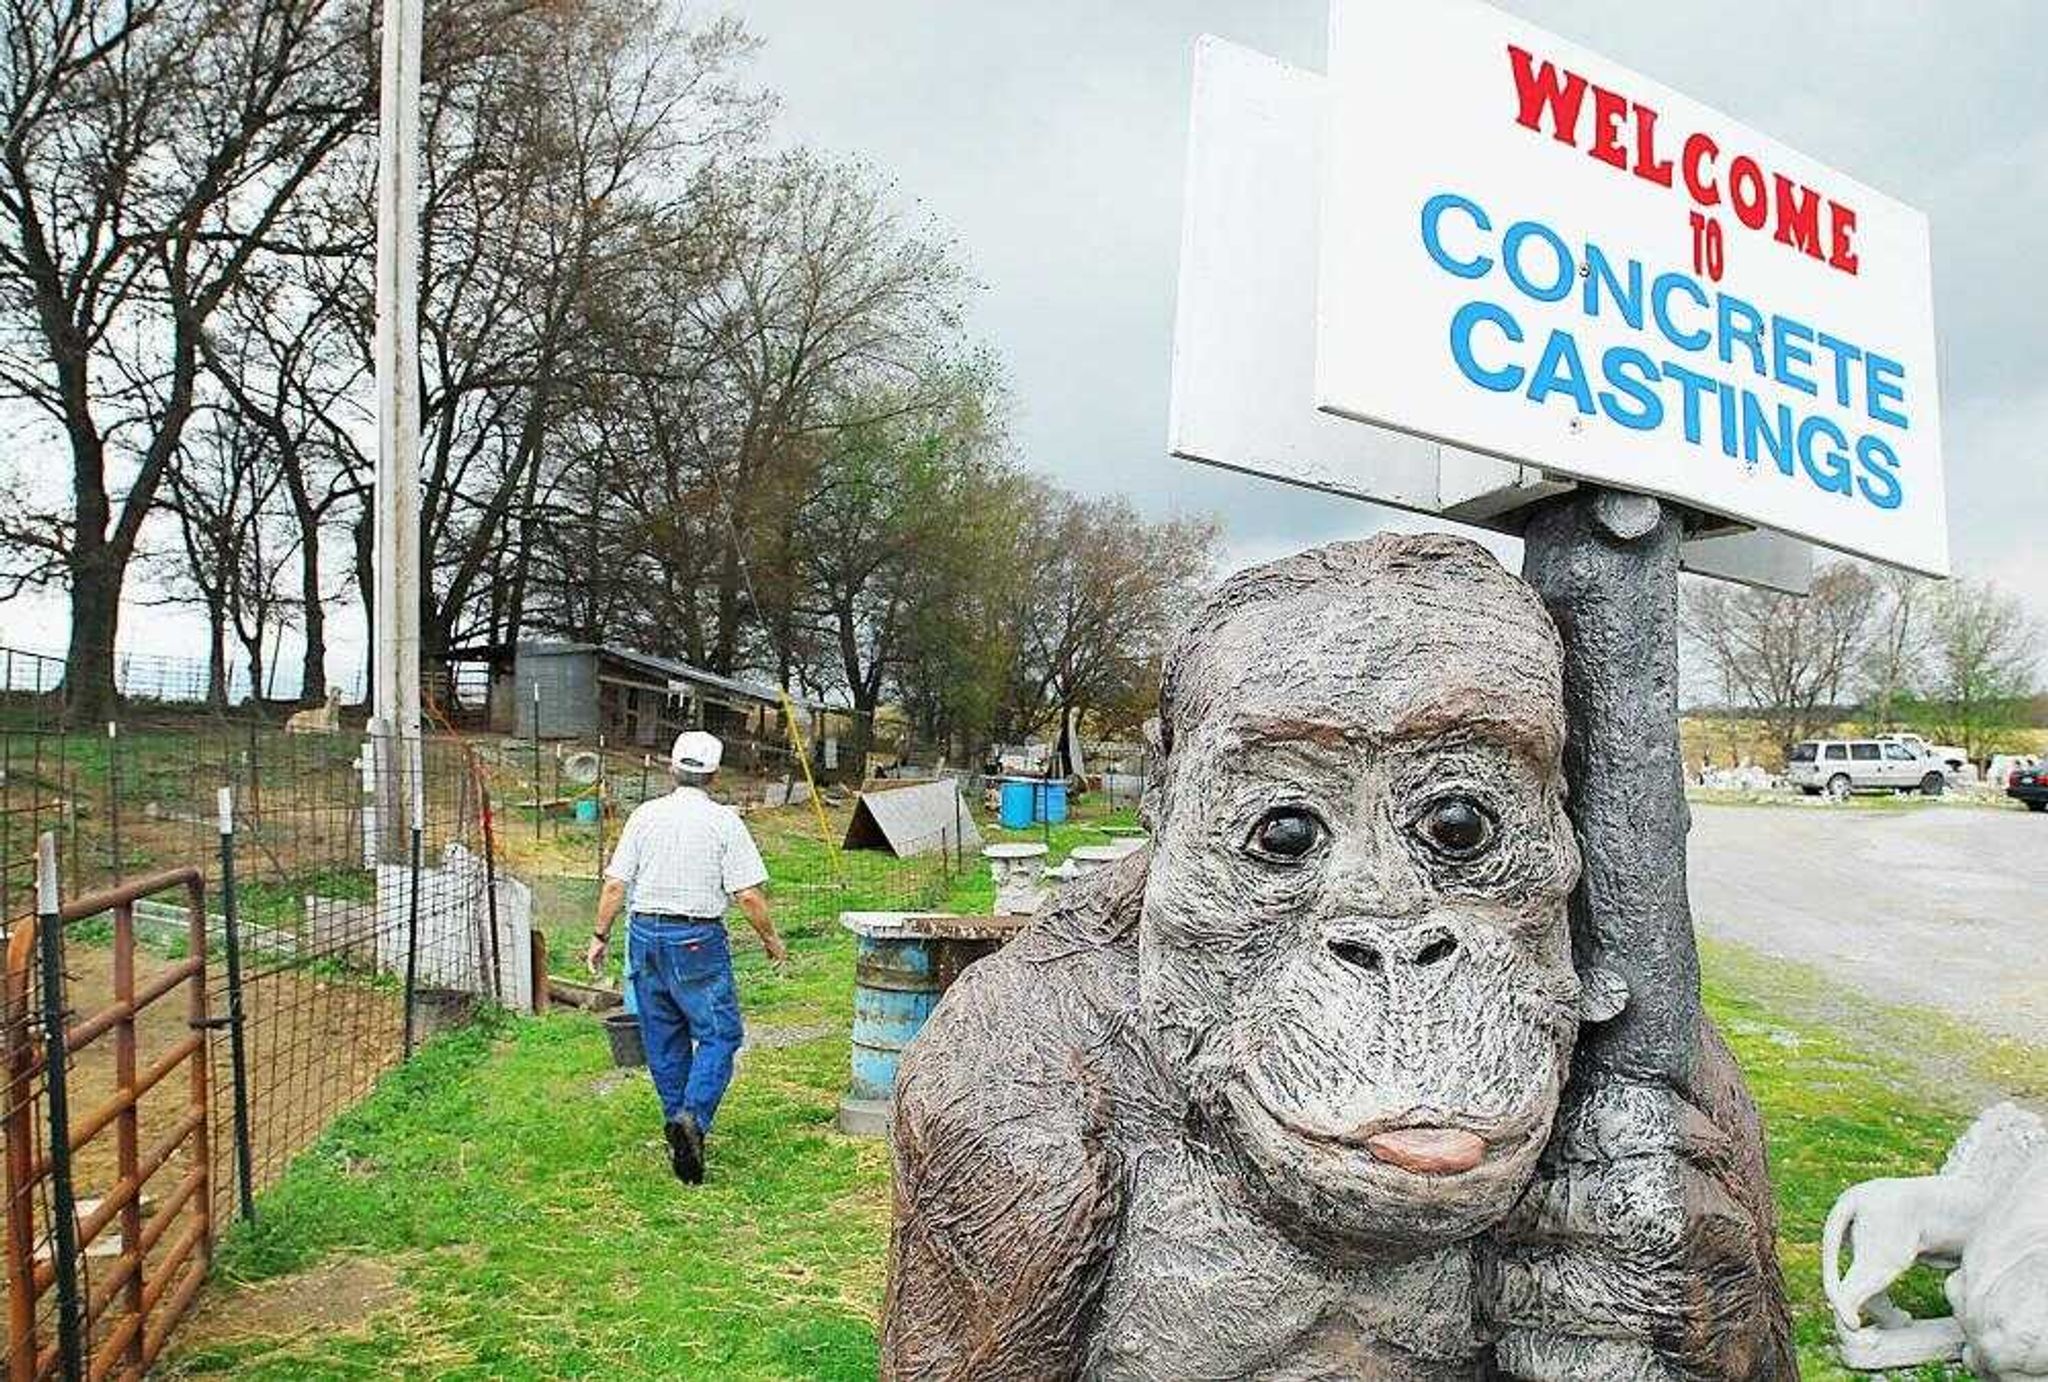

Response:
(0, 0), (374, 719)
(1683, 563), (1881, 753)
(200, 258), (372, 702)
(790, 363), (1005, 766)
(157, 411), (302, 707)
(1863, 565), (1930, 731)
(1005, 488), (1219, 765)
(646, 152), (973, 675)
(1918, 577), (2040, 763)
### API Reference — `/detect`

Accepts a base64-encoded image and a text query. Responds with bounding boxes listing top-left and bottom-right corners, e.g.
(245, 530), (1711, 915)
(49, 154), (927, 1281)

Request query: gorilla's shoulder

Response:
(900, 848), (1143, 1096)
(882, 854), (1145, 1374)
(893, 849), (1149, 1154)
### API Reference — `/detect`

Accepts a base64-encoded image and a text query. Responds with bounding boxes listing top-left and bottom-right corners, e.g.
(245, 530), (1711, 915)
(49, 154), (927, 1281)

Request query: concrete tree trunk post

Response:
(1520, 486), (1700, 1086)
(371, 0), (423, 858)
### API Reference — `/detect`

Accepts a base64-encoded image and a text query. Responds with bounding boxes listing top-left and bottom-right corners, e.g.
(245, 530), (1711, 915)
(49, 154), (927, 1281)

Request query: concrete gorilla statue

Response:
(882, 535), (1793, 1380)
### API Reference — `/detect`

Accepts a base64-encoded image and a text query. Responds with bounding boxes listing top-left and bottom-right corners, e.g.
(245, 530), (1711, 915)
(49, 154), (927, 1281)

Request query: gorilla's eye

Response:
(1414, 797), (1494, 858)
(1246, 807), (1325, 862)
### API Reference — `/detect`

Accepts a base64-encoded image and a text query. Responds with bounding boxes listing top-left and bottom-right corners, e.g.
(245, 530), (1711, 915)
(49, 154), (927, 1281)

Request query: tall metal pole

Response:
(373, 0), (424, 848)
(35, 834), (84, 1382)
(216, 789), (256, 1222)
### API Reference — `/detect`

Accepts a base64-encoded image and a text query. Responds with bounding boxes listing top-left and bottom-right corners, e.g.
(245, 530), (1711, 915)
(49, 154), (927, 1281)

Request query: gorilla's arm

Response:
(1484, 1014), (1797, 1381)
(880, 940), (1132, 1381)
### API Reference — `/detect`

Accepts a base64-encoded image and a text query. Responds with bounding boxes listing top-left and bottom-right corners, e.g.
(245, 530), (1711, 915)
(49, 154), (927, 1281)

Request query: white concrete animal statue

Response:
(1952, 1154), (2048, 1380)
(284, 687), (343, 735)
(1825, 1102), (2048, 1377)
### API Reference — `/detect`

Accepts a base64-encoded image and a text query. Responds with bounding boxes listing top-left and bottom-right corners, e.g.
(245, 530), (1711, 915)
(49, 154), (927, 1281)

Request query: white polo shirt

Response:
(604, 787), (769, 919)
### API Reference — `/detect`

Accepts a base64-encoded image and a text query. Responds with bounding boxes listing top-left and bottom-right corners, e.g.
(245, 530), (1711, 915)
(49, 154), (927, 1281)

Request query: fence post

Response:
(1, 727), (10, 928)
(467, 746), (503, 1007)
(34, 833), (84, 1382)
(532, 685), (542, 843)
(246, 720), (262, 819)
(594, 735), (606, 881)
(106, 720), (121, 884)
(216, 789), (256, 1223)
(403, 739), (424, 1058)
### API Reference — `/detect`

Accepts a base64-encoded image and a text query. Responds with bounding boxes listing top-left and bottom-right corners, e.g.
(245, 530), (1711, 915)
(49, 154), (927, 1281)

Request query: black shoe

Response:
(665, 1113), (705, 1184)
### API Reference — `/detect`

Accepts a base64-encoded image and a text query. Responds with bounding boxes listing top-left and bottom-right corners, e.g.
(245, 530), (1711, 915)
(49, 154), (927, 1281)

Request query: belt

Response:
(634, 912), (723, 926)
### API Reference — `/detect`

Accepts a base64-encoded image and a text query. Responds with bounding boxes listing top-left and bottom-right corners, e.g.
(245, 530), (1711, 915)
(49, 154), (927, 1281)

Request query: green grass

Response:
(163, 813), (2021, 1379)
(166, 932), (885, 1380)
(236, 866), (376, 931)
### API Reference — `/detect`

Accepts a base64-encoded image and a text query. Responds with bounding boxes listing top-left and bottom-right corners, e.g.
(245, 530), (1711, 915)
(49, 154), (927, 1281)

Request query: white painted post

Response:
(373, 0), (423, 743)
(373, 0), (423, 851)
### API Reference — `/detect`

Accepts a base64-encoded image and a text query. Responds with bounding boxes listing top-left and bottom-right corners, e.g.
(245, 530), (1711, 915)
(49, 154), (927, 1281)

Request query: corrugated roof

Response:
(843, 780), (983, 858)
(515, 640), (832, 714)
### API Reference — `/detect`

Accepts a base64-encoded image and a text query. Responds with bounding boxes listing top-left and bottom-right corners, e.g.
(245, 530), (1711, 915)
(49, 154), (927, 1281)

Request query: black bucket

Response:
(603, 1010), (646, 1067)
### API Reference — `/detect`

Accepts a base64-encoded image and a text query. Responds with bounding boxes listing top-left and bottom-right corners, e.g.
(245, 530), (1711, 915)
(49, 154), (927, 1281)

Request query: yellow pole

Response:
(778, 690), (836, 859)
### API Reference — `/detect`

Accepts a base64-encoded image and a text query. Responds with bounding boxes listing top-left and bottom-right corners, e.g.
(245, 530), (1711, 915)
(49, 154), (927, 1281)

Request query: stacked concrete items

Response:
(982, 843), (1049, 916)
(1701, 762), (1777, 792)
(1044, 842), (1137, 884)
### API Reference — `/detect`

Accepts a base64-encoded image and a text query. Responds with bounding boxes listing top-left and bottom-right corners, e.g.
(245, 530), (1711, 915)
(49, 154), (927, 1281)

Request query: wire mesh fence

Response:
(0, 650), (510, 1374)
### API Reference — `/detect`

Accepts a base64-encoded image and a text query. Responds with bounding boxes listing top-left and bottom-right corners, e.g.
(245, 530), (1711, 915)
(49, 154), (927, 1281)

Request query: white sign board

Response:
(1169, 38), (1439, 515)
(1170, 36), (1813, 595)
(1316, 0), (1947, 577)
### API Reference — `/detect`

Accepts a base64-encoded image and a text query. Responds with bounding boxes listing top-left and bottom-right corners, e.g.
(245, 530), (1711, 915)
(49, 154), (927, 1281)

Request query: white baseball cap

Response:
(671, 730), (723, 773)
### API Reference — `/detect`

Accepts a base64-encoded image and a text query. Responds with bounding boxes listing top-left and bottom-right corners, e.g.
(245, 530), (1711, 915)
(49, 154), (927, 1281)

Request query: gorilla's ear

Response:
(1139, 716), (1168, 833)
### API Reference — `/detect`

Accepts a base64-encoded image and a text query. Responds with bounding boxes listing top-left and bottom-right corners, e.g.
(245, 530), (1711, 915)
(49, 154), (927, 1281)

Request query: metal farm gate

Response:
(3, 852), (214, 1381)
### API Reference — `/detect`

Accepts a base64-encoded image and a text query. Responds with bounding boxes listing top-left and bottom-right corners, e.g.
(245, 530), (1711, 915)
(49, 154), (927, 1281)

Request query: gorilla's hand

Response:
(1481, 1037), (1795, 1380)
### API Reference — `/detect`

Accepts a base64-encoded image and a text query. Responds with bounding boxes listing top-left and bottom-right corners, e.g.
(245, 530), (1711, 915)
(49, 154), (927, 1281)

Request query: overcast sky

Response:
(9, 0), (2043, 677)
(737, 0), (2047, 606)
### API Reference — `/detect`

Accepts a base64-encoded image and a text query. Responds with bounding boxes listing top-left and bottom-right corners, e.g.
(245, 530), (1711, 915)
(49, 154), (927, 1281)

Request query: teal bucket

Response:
(1038, 781), (1068, 824)
(574, 798), (599, 824)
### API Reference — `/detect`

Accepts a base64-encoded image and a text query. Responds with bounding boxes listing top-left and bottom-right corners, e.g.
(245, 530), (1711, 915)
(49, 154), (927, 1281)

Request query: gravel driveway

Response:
(1687, 802), (2048, 1047)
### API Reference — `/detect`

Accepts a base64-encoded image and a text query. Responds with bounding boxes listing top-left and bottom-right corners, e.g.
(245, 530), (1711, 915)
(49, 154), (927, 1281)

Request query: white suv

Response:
(1786, 738), (1949, 799)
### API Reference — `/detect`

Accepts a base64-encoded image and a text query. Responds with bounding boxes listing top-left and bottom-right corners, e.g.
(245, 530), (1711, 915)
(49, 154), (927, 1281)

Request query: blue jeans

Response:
(628, 916), (744, 1132)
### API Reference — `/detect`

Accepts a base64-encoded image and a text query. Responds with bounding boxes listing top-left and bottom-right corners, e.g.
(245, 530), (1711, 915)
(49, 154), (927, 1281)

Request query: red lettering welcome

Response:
(1506, 44), (1860, 278)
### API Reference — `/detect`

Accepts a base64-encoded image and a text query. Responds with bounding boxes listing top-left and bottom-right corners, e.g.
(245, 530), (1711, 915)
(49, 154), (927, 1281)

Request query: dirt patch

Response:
(745, 1021), (837, 1051)
(175, 1256), (405, 1347)
(48, 939), (405, 1213)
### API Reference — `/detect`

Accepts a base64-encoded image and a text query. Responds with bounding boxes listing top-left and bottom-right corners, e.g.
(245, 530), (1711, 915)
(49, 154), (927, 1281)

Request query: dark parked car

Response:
(2010, 763), (2048, 813)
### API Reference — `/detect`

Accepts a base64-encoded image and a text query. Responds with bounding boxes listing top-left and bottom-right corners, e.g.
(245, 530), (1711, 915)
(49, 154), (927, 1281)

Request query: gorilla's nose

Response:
(1328, 926), (1460, 973)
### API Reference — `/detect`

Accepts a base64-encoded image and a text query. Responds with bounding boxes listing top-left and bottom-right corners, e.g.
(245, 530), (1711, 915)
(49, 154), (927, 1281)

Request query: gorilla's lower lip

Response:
(1242, 1085), (1530, 1176)
(1363, 1127), (1486, 1175)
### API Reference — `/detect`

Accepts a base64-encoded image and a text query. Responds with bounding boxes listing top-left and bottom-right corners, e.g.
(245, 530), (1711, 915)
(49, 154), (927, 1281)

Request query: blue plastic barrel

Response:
(1039, 781), (1068, 825)
(998, 779), (1035, 830)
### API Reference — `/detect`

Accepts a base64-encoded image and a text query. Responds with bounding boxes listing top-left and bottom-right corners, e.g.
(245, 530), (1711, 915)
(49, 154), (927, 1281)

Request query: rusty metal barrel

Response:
(836, 911), (1025, 1137)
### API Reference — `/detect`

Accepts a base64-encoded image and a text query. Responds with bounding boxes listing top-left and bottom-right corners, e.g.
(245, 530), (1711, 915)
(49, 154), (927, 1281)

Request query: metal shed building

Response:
(446, 640), (840, 756)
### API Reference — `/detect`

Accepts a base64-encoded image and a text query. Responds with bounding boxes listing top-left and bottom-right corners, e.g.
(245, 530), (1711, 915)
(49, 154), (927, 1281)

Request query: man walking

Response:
(588, 730), (789, 1184)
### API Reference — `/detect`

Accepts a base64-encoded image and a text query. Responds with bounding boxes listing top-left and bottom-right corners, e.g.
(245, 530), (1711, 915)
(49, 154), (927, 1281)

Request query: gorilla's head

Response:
(1140, 534), (1583, 1249)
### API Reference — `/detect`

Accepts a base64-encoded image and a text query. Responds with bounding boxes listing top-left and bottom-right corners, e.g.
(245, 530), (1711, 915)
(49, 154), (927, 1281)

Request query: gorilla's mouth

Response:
(1239, 1083), (1537, 1180)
